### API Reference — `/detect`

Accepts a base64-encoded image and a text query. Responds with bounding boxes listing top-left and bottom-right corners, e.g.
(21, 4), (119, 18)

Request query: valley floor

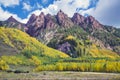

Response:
(0, 71), (120, 80)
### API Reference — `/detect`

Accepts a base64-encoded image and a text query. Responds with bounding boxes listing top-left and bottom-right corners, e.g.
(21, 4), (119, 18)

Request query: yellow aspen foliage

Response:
(77, 65), (84, 71)
(93, 63), (104, 72)
(116, 62), (120, 72)
(71, 63), (77, 71)
(105, 62), (117, 72)
(33, 66), (43, 71)
(34, 65), (56, 71)
(33, 61), (120, 73)
(65, 35), (75, 40)
(96, 60), (106, 63)
(0, 59), (9, 70)
(45, 65), (55, 71)
(1, 56), (22, 65)
(29, 56), (41, 66)
(56, 63), (63, 71)
(78, 63), (90, 72)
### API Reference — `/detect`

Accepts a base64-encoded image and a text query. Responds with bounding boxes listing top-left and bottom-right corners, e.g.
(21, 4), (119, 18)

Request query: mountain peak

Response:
(31, 14), (36, 18)
(57, 10), (74, 27)
(26, 12), (46, 36)
(72, 13), (85, 25)
(57, 10), (64, 16)
(58, 9), (63, 13)
(86, 16), (96, 23)
(6, 16), (18, 23)
(46, 13), (51, 17)
(39, 12), (45, 16)
(9, 16), (13, 18)
(85, 16), (103, 29)
(26, 14), (37, 25)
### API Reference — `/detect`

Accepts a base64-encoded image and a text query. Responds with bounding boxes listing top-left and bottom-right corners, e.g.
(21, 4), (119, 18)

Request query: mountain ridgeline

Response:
(0, 10), (120, 58)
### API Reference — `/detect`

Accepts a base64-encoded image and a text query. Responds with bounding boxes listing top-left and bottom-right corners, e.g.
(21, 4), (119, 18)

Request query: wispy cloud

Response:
(42, 0), (48, 4)
(22, 2), (32, 11)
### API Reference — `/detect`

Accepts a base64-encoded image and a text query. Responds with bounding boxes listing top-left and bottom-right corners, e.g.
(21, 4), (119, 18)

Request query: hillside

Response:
(0, 27), (68, 58)
(47, 26), (119, 58)
(0, 27), (70, 71)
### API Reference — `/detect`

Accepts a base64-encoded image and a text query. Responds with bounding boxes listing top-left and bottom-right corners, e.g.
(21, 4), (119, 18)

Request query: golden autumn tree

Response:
(0, 59), (9, 70)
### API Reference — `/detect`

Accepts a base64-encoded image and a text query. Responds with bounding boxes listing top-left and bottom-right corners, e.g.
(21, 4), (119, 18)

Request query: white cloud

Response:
(30, 0), (90, 17)
(81, 0), (120, 27)
(22, 2), (32, 11)
(36, 3), (43, 9)
(0, 0), (19, 7)
(0, 7), (28, 23)
(31, 4), (58, 16)
(22, 0), (90, 24)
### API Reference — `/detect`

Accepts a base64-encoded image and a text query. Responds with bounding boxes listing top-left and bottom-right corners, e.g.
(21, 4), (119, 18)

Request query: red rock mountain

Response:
(85, 16), (103, 30)
(72, 13), (85, 25)
(0, 10), (105, 37)
(1, 16), (26, 31)
(6, 16), (20, 23)
(26, 12), (58, 37)
(45, 14), (57, 29)
(56, 10), (74, 27)
(26, 10), (104, 37)
(72, 13), (103, 30)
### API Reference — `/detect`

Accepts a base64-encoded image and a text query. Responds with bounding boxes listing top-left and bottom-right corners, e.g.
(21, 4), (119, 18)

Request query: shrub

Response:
(29, 56), (42, 66)
(105, 62), (117, 73)
(1, 56), (22, 65)
(56, 63), (63, 71)
(0, 59), (9, 70)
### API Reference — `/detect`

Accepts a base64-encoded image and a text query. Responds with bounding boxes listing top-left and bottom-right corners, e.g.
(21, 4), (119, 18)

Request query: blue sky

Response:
(0, 0), (120, 28)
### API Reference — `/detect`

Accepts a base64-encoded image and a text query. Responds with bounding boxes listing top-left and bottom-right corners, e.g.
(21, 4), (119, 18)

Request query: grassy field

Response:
(0, 71), (120, 80)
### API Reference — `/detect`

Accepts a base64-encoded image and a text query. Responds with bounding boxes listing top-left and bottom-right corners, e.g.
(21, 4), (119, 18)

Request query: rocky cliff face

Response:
(26, 14), (37, 25)
(72, 13), (103, 31)
(56, 10), (74, 27)
(26, 12), (46, 36)
(45, 14), (57, 29)
(85, 16), (103, 30)
(7, 16), (20, 23)
(57, 42), (73, 55)
(72, 13), (85, 26)
(26, 12), (58, 37)
(26, 10), (104, 37)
